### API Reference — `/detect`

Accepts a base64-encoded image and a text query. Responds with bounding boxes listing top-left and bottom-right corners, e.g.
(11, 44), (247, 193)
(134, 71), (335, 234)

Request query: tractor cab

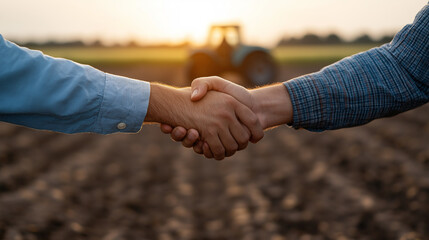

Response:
(187, 24), (276, 86)
(208, 25), (242, 68)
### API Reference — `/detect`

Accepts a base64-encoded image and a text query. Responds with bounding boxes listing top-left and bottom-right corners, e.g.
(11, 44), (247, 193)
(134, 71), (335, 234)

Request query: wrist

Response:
(250, 90), (269, 129)
(145, 83), (191, 125)
(145, 83), (162, 123)
(250, 83), (293, 129)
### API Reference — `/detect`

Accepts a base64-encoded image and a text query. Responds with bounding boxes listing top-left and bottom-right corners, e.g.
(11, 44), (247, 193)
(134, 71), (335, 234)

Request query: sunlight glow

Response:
(134, 0), (239, 45)
(0, 0), (426, 46)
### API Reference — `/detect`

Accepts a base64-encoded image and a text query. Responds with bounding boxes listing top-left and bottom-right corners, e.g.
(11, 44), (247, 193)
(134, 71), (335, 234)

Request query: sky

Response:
(0, 0), (427, 46)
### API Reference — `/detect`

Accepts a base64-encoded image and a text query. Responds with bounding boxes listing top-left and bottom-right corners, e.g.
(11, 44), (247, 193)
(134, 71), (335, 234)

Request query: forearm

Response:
(284, 49), (426, 131)
(284, 48), (428, 131)
(250, 83), (293, 129)
(284, 4), (429, 131)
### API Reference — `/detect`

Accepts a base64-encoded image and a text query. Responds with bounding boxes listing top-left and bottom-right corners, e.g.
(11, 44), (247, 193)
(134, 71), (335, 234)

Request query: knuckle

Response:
(249, 115), (259, 125)
(236, 130), (250, 146)
(254, 131), (264, 142)
(241, 130), (251, 141)
(212, 145), (224, 154)
(230, 142), (239, 152)
(218, 110), (233, 121)
(225, 143), (237, 157)
(225, 151), (235, 158)
(182, 140), (192, 148)
(225, 147), (237, 156)
(212, 150), (225, 160)
(238, 141), (248, 150)
(238, 138), (248, 149)
(193, 146), (203, 154)
(203, 148), (213, 158)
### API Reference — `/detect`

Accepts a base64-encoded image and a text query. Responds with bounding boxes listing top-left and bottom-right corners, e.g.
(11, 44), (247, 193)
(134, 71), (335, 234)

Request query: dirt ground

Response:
(0, 64), (428, 240)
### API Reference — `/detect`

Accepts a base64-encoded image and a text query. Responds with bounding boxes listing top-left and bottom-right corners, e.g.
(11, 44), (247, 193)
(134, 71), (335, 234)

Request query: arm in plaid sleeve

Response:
(283, 4), (429, 131)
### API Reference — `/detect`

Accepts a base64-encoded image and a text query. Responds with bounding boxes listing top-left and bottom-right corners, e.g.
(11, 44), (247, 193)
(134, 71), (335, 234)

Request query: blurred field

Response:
(37, 44), (380, 66)
(272, 44), (379, 65)
(39, 47), (187, 65)
(1, 62), (428, 240)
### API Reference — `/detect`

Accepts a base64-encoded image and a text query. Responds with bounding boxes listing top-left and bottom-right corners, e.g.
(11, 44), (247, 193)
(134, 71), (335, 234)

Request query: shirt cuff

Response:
(94, 73), (150, 134)
(283, 75), (328, 132)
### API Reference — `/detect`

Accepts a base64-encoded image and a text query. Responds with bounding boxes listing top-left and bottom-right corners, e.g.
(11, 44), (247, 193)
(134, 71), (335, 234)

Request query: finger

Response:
(203, 142), (214, 159)
(160, 124), (173, 134)
(182, 129), (200, 148)
(205, 135), (225, 160)
(193, 141), (204, 154)
(230, 122), (250, 151)
(218, 128), (239, 158)
(235, 105), (264, 143)
(171, 127), (187, 142)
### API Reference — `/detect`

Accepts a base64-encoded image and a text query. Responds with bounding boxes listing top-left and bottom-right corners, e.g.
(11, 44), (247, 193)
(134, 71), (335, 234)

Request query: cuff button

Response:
(117, 122), (127, 130)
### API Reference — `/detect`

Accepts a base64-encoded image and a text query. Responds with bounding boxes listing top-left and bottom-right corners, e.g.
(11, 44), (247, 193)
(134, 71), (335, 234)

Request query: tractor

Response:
(186, 24), (277, 86)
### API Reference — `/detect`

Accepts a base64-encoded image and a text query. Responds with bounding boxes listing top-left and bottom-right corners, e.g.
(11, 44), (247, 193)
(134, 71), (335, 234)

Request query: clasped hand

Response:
(150, 76), (292, 160)
(160, 77), (261, 160)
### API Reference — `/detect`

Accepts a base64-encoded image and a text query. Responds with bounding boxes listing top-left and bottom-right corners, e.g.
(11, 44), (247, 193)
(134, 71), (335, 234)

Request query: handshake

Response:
(144, 76), (293, 160)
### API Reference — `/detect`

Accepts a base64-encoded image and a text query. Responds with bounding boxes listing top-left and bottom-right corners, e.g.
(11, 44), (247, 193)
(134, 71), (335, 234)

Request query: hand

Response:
(189, 77), (293, 129)
(161, 76), (257, 157)
(145, 83), (263, 160)
(161, 77), (293, 156)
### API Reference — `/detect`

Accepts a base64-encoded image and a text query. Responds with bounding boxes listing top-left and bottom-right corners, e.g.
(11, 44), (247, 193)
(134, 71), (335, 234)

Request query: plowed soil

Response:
(0, 64), (428, 240)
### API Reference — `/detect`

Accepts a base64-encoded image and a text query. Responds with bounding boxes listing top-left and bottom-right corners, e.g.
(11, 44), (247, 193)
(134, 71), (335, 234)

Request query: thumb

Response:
(190, 77), (209, 101)
(191, 77), (252, 108)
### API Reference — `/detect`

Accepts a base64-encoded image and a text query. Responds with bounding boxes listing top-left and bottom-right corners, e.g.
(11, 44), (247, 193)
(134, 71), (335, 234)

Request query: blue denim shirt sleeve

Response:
(284, 3), (429, 131)
(0, 35), (150, 134)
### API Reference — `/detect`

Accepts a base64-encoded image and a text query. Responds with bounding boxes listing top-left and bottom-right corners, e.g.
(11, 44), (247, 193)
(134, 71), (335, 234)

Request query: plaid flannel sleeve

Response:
(283, 3), (429, 131)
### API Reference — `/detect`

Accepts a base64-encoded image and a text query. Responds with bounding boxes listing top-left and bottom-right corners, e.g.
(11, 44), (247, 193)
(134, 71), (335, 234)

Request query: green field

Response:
(39, 47), (187, 65)
(272, 44), (379, 65)
(37, 44), (380, 66)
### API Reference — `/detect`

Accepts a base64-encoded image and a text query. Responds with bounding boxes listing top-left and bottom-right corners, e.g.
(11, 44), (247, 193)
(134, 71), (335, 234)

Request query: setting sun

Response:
(132, 0), (240, 45)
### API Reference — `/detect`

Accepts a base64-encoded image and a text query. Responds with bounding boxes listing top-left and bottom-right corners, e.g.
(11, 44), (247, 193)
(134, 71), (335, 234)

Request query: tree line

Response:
(20, 40), (191, 49)
(277, 33), (394, 46)
(17, 32), (395, 48)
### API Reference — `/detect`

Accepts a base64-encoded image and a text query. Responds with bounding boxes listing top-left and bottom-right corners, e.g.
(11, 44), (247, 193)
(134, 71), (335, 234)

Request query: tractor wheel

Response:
(186, 53), (220, 83)
(241, 51), (276, 86)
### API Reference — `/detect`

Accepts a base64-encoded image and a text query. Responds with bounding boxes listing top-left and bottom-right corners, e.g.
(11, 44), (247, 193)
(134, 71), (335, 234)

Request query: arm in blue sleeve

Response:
(283, 4), (429, 131)
(0, 35), (150, 134)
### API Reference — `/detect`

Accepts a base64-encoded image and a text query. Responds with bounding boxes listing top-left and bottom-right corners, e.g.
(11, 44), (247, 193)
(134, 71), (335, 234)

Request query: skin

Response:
(160, 77), (293, 158)
(145, 82), (264, 160)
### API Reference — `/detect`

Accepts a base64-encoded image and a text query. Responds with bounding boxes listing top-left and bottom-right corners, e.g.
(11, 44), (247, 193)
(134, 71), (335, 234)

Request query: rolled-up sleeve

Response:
(0, 35), (150, 134)
(283, 3), (429, 131)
